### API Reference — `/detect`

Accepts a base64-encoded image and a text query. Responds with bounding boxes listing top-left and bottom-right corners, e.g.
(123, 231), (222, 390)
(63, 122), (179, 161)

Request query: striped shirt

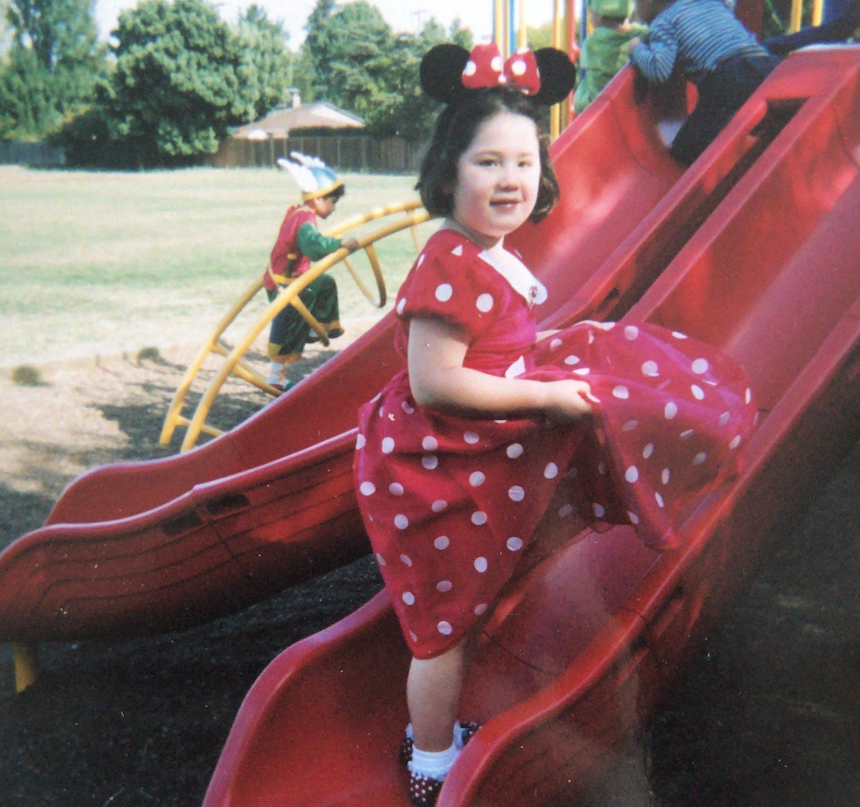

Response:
(630, 0), (769, 85)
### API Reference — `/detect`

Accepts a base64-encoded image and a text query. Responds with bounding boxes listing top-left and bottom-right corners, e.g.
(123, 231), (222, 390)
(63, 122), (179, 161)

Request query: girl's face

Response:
(451, 110), (542, 248)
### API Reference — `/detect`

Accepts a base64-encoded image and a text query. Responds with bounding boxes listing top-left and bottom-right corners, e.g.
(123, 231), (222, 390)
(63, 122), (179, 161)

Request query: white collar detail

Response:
(477, 248), (548, 307)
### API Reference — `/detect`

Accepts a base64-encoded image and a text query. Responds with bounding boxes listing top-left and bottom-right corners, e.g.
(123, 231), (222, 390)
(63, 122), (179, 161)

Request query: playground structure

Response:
(158, 200), (431, 451)
(0, 1), (859, 804)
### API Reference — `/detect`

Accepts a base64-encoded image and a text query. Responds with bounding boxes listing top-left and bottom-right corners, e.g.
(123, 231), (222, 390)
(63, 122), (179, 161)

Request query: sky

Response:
(94, 0), (564, 49)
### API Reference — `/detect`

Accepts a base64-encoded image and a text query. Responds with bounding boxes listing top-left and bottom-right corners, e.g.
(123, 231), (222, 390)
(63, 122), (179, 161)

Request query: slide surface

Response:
(200, 47), (860, 807)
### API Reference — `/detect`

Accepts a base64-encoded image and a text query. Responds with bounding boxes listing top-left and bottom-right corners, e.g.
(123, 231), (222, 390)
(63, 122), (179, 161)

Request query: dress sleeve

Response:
(395, 235), (502, 338)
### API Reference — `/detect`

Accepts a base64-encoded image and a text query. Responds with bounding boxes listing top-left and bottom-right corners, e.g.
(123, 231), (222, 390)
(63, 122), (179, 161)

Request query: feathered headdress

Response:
(420, 43), (576, 106)
(276, 152), (343, 201)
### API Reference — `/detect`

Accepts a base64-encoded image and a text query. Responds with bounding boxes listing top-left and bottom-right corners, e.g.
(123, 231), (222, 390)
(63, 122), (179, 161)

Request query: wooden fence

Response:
(208, 133), (426, 174)
(0, 140), (66, 166)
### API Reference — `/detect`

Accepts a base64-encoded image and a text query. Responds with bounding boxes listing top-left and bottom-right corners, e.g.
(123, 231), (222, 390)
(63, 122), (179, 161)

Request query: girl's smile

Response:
(450, 110), (542, 251)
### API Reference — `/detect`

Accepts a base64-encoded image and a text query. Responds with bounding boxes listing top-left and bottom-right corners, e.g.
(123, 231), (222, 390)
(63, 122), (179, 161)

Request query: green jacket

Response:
(574, 24), (649, 114)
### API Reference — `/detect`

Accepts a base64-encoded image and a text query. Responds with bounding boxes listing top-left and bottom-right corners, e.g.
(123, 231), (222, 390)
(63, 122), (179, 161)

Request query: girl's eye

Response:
(478, 158), (498, 167)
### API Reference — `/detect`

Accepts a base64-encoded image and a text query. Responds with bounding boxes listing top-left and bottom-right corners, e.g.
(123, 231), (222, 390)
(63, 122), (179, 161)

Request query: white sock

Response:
(408, 741), (459, 782)
(453, 720), (467, 750)
(267, 362), (285, 384)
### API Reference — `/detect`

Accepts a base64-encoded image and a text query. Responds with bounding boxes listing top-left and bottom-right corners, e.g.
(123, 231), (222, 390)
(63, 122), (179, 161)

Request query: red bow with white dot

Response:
(461, 43), (541, 95)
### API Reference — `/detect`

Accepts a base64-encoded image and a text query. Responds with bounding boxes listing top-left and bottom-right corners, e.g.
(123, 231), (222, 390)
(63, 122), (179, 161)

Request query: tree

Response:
(97, 0), (258, 166)
(236, 4), (293, 119)
(0, 0), (105, 138)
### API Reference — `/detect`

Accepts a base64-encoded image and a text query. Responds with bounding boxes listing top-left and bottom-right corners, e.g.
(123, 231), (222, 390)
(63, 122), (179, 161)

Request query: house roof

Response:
(233, 102), (365, 139)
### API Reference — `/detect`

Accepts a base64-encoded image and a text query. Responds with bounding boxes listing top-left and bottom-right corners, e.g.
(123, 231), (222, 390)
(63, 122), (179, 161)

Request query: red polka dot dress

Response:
(353, 229), (757, 660)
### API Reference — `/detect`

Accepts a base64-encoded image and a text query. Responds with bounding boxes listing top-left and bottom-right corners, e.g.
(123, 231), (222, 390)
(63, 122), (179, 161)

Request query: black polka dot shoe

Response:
(408, 771), (444, 806)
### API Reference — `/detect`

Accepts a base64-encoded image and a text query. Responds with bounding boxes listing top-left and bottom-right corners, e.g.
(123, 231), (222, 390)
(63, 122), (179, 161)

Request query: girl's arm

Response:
(408, 317), (591, 422)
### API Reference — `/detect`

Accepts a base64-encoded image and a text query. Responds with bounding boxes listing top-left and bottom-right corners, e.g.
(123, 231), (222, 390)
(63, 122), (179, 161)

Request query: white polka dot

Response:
(463, 60), (477, 76)
(598, 461), (607, 475)
(613, 385), (630, 399)
(664, 402), (678, 419)
(422, 436), (438, 451)
(565, 466), (578, 478)
(628, 510), (640, 525)
(508, 486), (525, 502)
(718, 411), (731, 425)
(642, 360), (659, 377)
(643, 443), (654, 459)
(435, 283), (453, 302)
(382, 437), (395, 454)
(409, 630), (418, 642)
(431, 500), (448, 513)
(476, 293), (494, 312)
(437, 621), (453, 635)
(564, 354), (580, 366)
(451, 244), (464, 256)
(680, 429), (694, 440)
(507, 536), (523, 551)
(396, 298), (406, 314)
(402, 401), (415, 414)
(395, 515), (409, 530)
(491, 55), (503, 70)
(389, 483), (404, 496)
(417, 254), (426, 266)
(692, 358), (709, 375)
(507, 443), (524, 459)
(474, 603), (488, 615)
(471, 511), (488, 525)
(559, 503), (575, 518)
(623, 420), (638, 431)
(356, 434), (366, 449)
(586, 391), (601, 403)
(573, 367), (590, 376)
(422, 455), (438, 470)
(691, 385), (705, 400)
(464, 431), (480, 444)
(745, 388), (752, 404)
(375, 552), (386, 566)
(729, 435), (742, 449)
(359, 481), (376, 496)
(655, 492), (665, 508)
(400, 553), (413, 566)
(624, 325), (639, 340)
(402, 591), (415, 605)
(474, 557), (488, 573)
(662, 468), (671, 484)
(592, 503), (606, 518)
(550, 338), (563, 350)
(436, 580), (453, 592)
(693, 452), (707, 465)
(672, 331), (687, 339)
(510, 58), (526, 75)
(544, 463), (559, 479)
(469, 471), (486, 487)
(625, 466), (639, 483)
(434, 535), (449, 550)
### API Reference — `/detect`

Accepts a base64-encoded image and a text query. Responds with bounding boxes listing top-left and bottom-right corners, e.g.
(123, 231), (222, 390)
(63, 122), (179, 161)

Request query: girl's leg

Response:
(407, 640), (467, 751)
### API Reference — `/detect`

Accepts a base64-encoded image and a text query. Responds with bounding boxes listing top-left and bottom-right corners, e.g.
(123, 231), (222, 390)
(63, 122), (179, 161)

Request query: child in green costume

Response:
(573, 0), (648, 114)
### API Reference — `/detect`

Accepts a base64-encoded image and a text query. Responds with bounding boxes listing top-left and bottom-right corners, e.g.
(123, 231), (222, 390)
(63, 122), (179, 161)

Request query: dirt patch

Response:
(1, 330), (859, 807)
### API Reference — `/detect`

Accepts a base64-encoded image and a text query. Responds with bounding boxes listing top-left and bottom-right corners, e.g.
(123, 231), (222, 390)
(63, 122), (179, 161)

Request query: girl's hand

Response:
(542, 379), (593, 423)
(341, 237), (359, 252)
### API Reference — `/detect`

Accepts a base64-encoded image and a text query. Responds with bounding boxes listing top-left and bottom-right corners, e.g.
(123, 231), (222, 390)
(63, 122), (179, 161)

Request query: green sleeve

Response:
(297, 222), (342, 261)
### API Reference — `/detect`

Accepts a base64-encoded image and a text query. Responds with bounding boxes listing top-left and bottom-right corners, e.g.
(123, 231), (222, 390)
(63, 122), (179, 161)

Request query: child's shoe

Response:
(408, 771), (444, 806)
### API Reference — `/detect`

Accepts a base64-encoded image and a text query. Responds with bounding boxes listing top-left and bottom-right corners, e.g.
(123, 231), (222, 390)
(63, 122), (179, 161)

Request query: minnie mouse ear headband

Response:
(420, 43), (576, 106)
(276, 152), (343, 201)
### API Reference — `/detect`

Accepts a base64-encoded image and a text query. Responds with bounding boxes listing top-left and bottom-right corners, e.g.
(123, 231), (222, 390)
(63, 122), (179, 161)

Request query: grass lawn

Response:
(0, 166), (434, 368)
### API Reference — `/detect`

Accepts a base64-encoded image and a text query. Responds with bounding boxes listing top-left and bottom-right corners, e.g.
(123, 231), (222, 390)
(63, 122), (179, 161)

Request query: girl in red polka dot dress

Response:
(353, 43), (757, 806)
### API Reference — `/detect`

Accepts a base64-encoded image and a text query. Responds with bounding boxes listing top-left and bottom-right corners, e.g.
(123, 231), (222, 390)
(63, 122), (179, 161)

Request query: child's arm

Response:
(297, 222), (358, 258)
(408, 317), (591, 422)
(627, 19), (677, 83)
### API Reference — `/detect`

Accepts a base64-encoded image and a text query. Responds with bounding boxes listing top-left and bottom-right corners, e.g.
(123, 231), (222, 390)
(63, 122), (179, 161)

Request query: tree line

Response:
(0, 0), (473, 167)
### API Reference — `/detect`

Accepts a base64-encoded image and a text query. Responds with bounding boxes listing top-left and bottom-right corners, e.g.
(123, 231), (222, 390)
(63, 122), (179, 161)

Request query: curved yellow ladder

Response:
(160, 202), (432, 451)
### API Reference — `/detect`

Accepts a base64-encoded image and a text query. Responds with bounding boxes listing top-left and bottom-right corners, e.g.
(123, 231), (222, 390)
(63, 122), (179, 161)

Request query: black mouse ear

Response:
(532, 48), (577, 105)
(420, 44), (472, 104)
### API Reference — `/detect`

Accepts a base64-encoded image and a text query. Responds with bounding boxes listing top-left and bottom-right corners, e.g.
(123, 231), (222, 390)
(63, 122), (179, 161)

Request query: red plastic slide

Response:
(201, 47), (860, 807)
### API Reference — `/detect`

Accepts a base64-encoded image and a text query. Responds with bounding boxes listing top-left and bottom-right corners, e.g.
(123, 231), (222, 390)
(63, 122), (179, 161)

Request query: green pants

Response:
(266, 273), (340, 361)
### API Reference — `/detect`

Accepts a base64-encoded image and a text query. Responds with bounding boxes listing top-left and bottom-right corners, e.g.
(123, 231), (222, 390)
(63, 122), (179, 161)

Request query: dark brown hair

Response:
(416, 87), (560, 224)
